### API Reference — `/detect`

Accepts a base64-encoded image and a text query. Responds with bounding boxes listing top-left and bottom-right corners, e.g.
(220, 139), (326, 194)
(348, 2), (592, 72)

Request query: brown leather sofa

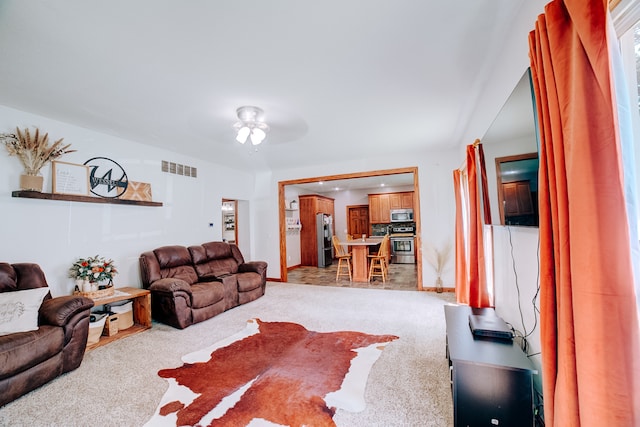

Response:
(139, 241), (267, 329)
(0, 263), (94, 407)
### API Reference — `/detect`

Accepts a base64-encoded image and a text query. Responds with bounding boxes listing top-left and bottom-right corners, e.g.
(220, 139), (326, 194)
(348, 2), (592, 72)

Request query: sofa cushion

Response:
(0, 263), (18, 293)
(237, 272), (263, 292)
(0, 325), (64, 380)
(154, 246), (198, 285)
(190, 243), (239, 278)
(0, 288), (49, 336)
(0, 263), (50, 293)
(190, 282), (225, 309)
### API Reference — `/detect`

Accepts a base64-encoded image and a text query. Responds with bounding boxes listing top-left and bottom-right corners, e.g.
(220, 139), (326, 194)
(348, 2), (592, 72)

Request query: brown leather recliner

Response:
(139, 241), (267, 329)
(0, 263), (94, 407)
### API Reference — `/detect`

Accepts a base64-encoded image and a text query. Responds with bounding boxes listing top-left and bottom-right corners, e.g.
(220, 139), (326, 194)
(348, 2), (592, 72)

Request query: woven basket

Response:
(74, 285), (115, 300)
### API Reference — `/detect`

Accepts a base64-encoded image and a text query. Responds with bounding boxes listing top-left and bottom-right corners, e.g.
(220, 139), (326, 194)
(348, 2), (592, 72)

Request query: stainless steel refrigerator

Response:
(316, 213), (333, 267)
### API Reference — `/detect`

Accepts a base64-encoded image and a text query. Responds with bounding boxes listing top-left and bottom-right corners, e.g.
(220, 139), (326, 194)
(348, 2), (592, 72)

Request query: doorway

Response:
(222, 199), (237, 245)
(278, 166), (423, 289)
(347, 205), (369, 237)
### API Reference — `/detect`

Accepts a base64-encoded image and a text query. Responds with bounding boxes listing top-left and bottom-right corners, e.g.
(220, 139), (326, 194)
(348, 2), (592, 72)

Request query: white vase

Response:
(82, 280), (91, 292)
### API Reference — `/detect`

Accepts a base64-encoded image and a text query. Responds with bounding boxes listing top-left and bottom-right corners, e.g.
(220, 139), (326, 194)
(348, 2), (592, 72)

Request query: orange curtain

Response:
(529, 0), (640, 425)
(453, 169), (468, 301)
(453, 143), (493, 307)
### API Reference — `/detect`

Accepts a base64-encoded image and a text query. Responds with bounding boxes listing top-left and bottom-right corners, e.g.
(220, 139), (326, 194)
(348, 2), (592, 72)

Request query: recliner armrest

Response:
(149, 277), (193, 296)
(238, 261), (267, 276)
(39, 295), (94, 328)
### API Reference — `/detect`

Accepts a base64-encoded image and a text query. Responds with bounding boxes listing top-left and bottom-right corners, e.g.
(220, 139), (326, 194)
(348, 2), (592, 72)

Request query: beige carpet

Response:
(0, 283), (455, 427)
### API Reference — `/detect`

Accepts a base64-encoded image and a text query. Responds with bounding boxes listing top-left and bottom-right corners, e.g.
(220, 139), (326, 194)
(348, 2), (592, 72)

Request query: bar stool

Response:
(368, 235), (389, 283)
(332, 236), (352, 281)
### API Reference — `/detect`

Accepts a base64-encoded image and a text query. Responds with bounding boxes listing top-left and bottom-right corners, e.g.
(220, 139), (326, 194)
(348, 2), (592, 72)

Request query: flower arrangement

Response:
(69, 255), (117, 285)
(1, 126), (74, 175)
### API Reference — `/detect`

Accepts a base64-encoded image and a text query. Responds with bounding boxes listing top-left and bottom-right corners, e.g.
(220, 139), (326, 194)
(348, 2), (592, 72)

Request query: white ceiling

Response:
(0, 1), (528, 173)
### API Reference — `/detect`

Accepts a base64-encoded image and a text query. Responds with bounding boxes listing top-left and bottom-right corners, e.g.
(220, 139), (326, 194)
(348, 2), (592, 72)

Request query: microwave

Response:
(390, 209), (413, 223)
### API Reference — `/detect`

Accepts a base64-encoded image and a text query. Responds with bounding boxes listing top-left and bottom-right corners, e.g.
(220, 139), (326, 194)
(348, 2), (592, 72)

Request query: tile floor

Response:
(286, 261), (418, 291)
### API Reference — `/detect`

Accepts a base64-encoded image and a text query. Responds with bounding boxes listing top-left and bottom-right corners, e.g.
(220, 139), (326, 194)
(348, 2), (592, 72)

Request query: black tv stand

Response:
(445, 305), (538, 427)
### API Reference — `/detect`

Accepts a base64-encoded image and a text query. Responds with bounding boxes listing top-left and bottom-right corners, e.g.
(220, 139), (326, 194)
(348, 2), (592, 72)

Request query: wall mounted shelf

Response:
(11, 191), (163, 207)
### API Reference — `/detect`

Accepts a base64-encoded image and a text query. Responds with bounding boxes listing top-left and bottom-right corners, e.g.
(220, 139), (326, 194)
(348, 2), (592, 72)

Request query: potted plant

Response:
(0, 126), (74, 191)
(425, 240), (452, 293)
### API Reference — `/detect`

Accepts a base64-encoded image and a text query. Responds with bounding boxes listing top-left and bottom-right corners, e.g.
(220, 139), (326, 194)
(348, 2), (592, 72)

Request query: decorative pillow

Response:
(0, 287), (49, 336)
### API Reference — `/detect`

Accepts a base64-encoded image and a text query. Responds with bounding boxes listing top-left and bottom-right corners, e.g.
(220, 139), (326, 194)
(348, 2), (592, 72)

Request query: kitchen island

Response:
(339, 237), (383, 282)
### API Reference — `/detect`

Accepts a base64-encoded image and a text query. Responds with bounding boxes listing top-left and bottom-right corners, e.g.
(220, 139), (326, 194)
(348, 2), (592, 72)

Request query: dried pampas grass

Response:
(424, 240), (452, 276)
(1, 126), (75, 175)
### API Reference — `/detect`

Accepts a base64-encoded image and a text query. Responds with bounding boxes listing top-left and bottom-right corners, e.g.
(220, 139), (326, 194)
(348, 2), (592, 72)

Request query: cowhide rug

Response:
(145, 318), (398, 427)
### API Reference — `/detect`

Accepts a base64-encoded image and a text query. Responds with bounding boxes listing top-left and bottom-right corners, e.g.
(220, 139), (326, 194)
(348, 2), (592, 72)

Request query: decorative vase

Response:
(436, 276), (443, 293)
(19, 173), (43, 192)
(82, 279), (92, 292)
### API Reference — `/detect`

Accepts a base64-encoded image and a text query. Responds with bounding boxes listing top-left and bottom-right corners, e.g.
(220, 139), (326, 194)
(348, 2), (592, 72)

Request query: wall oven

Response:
(390, 209), (413, 223)
(390, 236), (415, 264)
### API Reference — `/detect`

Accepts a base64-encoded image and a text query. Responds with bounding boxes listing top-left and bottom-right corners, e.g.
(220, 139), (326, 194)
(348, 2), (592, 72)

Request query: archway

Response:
(277, 166), (424, 289)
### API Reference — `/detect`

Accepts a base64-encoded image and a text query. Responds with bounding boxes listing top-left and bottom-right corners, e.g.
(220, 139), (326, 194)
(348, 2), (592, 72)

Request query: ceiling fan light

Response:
(250, 128), (266, 145)
(234, 106), (269, 147)
(236, 126), (250, 144)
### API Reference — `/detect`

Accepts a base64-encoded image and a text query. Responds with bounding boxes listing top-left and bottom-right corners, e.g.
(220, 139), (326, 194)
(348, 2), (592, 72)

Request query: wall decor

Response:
(121, 181), (152, 202)
(52, 161), (90, 196)
(83, 157), (128, 198)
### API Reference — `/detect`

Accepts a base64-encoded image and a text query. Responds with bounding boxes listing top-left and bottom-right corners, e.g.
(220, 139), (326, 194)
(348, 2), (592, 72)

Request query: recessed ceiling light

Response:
(380, 183), (385, 187)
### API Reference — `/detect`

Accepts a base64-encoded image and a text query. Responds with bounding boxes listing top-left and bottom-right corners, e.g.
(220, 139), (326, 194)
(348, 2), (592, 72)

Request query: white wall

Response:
(0, 105), (255, 297)
(492, 225), (542, 382)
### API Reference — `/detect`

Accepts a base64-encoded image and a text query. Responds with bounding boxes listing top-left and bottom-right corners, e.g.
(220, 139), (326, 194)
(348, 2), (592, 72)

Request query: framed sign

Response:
(52, 161), (90, 195)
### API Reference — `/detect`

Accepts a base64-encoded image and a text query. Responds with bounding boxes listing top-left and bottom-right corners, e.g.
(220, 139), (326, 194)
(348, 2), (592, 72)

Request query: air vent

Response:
(161, 160), (197, 178)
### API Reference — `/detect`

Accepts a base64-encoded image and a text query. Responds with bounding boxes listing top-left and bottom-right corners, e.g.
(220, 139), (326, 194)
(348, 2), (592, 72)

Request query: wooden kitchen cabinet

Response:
(299, 195), (335, 266)
(369, 191), (413, 224)
(502, 181), (533, 216)
(369, 195), (381, 223)
(389, 191), (414, 210)
(368, 194), (390, 224)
